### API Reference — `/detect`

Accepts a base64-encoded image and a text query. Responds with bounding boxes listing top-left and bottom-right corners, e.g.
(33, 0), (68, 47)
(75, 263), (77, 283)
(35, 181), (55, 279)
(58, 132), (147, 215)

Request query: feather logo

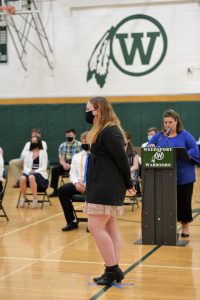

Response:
(87, 27), (115, 88)
(86, 14), (167, 88)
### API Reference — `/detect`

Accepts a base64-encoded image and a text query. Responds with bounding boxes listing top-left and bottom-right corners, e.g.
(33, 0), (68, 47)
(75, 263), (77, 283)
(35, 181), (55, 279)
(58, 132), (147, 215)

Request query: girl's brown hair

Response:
(162, 109), (184, 133)
(87, 96), (125, 143)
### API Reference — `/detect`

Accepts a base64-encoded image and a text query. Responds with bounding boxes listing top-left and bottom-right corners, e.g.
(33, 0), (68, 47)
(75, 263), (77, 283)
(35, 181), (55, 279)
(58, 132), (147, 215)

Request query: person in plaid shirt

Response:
(48, 128), (81, 197)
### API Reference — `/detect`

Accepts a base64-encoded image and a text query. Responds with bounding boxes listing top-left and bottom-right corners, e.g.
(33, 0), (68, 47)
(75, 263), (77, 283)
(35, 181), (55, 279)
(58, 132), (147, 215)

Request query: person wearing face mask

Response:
(57, 131), (90, 231)
(18, 136), (49, 209)
(141, 127), (158, 147)
(147, 109), (199, 238)
(84, 97), (136, 286)
(9, 128), (47, 188)
(48, 128), (81, 197)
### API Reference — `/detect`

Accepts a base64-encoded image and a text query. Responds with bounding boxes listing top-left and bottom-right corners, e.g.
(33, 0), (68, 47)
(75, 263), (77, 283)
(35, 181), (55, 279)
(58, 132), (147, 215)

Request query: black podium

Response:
(135, 147), (190, 246)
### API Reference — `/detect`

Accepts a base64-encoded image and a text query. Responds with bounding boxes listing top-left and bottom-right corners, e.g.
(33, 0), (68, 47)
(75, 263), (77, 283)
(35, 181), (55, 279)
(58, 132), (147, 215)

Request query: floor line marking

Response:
(0, 212), (63, 238)
(0, 233), (89, 281)
(89, 244), (162, 300)
(0, 256), (131, 266)
(0, 203), (85, 239)
(141, 264), (200, 271)
(42, 233), (89, 259)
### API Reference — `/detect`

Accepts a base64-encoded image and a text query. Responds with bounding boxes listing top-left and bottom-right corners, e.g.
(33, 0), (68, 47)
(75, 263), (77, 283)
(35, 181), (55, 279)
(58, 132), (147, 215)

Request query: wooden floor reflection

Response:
(0, 169), (200, 299)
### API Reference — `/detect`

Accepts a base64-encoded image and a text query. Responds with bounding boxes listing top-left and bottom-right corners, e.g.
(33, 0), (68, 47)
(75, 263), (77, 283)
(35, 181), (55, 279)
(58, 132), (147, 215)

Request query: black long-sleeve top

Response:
(86, 125), (133, 206)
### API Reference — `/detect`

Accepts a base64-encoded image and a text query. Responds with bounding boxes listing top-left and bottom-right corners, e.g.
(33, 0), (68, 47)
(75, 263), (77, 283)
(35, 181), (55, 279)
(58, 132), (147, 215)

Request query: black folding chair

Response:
(71, 194), (87, 222)
(0, 167), (9, 221)
(124, 171), (140, 211)
(60, 170), (70, 186)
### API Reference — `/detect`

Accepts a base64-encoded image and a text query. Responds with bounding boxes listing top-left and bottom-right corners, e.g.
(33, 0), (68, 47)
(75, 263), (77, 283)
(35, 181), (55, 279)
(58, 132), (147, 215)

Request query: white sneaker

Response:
(18, 199), (25, 208)
(31, 200), (38, 209)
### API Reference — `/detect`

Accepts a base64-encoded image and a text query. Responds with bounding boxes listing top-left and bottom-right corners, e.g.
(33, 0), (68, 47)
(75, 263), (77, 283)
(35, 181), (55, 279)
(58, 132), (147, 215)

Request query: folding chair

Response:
(124, 170), (140, 211)
(0, 167), (9, 221)
(71, 194), (87, 222)
(17, 185), (52, 209)
(60, 170), (70, 186)
(17, 164), (52, 209)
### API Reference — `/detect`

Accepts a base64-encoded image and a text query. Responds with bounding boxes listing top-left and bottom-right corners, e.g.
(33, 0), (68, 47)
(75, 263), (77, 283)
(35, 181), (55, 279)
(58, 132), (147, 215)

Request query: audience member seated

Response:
(0, 151), (4, 193)
(141, 127), (158, 147)
(9, 128), (47, 188)
(18, 135), (49, 209)
(125, 132), (140, 189)
(58, 131), (89, 231)
(48, 128), (81, 198)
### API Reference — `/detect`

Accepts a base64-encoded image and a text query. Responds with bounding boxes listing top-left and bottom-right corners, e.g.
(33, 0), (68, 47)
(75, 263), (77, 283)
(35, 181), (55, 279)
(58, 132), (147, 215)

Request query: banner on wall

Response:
(87, 14), (167, 88)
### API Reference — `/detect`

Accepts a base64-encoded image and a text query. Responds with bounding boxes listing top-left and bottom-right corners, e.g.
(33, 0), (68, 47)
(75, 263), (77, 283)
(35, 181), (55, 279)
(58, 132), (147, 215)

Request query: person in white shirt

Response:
(18, 135), (48, 209)
(58, 131), (89, 232)
(141, 127), (158, 147)
(9, 128), (47, 188)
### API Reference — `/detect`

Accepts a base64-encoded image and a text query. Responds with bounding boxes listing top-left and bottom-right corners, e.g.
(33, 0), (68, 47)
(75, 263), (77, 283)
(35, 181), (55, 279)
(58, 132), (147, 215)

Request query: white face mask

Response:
(148, 135), (154, 141)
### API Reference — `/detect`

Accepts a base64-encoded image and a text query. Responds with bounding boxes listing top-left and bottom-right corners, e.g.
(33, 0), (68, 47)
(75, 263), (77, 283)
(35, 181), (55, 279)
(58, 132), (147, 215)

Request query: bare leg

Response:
(18, 176), (27, 208)
(106, 216), (121, 264)
(20, 176), (27, 199)
(29, 175), (38, 208)
(88, 214), (117, 266)
(29, 174), (38, 201)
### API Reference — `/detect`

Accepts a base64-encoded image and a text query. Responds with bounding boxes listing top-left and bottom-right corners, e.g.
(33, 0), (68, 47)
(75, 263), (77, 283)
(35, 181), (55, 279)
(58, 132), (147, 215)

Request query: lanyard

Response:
(80, 151), (86, 182)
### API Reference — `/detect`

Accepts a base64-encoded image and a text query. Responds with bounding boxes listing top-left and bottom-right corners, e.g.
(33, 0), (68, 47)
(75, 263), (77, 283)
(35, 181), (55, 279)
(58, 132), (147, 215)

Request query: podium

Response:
(135, 147), (189, 246)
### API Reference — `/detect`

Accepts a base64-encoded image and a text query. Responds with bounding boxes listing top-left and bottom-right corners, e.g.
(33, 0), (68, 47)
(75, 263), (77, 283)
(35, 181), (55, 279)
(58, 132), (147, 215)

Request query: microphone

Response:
(165, 127), (171, 136)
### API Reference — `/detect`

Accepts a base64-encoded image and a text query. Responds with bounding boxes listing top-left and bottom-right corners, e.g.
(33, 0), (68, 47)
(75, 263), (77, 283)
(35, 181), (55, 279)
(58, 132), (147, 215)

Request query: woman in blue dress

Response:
(148, 109), (199, 237)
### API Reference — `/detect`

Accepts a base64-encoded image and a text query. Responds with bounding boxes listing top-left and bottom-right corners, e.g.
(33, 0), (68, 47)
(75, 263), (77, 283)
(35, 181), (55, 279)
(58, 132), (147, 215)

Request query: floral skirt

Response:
(83, 202), (124, 216)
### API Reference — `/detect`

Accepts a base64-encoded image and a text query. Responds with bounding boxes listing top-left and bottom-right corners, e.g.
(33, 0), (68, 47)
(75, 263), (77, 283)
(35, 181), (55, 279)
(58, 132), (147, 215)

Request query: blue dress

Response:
(147, 130), (199, 185)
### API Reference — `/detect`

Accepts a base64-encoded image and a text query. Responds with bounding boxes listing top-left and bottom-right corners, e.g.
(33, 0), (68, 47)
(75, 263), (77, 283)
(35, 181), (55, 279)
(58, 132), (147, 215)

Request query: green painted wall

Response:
(1, 102), (199, 163)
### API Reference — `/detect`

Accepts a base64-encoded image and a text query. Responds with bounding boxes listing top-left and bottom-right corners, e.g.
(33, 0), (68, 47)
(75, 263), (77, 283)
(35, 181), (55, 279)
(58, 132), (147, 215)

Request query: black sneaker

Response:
(48, 190), (58, 197)
(62, 222), (79, 232)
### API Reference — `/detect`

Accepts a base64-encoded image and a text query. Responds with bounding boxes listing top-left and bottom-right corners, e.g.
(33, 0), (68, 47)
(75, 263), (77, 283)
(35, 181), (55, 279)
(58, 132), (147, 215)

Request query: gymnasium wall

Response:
(0, 0), (199, 97)
(1, 1), (200, 163)
(1, 99), (200, 163)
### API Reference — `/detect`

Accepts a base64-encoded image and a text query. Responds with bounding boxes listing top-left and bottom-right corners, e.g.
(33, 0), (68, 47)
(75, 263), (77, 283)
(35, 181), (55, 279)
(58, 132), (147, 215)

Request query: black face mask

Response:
(85, 110), (95, 124)
(81, 143), (90, 151)
(67, 137), (74, 142)
(30, 143), (39, 151)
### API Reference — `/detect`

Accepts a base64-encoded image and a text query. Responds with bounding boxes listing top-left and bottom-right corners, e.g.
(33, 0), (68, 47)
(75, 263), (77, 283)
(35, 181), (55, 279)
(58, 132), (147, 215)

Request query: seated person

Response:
(58, 131), (89, 231)
(0, 151), (4, 193)
(18, 135), (48, 209)
(125, 132), (140, 188)
(9, 128), (47, 188)
(141, 127), (158, 147)
(48, 128), (81, 197)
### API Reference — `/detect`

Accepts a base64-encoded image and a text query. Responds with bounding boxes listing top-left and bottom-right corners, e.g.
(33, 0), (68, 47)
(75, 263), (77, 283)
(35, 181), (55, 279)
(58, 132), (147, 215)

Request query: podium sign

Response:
(142, 147), (174, 168)
(136, 147), (189, 246)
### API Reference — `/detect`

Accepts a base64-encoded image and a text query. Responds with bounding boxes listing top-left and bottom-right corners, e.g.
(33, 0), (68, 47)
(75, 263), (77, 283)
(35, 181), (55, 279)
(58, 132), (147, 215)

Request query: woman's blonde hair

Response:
(87, 96), (125, 143)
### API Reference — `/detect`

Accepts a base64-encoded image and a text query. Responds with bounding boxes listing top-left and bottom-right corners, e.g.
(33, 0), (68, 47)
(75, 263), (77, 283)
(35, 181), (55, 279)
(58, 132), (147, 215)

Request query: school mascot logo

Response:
(87, 14), (167, 88)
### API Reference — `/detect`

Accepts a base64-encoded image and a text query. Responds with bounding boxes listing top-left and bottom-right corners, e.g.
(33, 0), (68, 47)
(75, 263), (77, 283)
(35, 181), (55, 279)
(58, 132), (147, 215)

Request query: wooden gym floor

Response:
(0, 168), (200, 300)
